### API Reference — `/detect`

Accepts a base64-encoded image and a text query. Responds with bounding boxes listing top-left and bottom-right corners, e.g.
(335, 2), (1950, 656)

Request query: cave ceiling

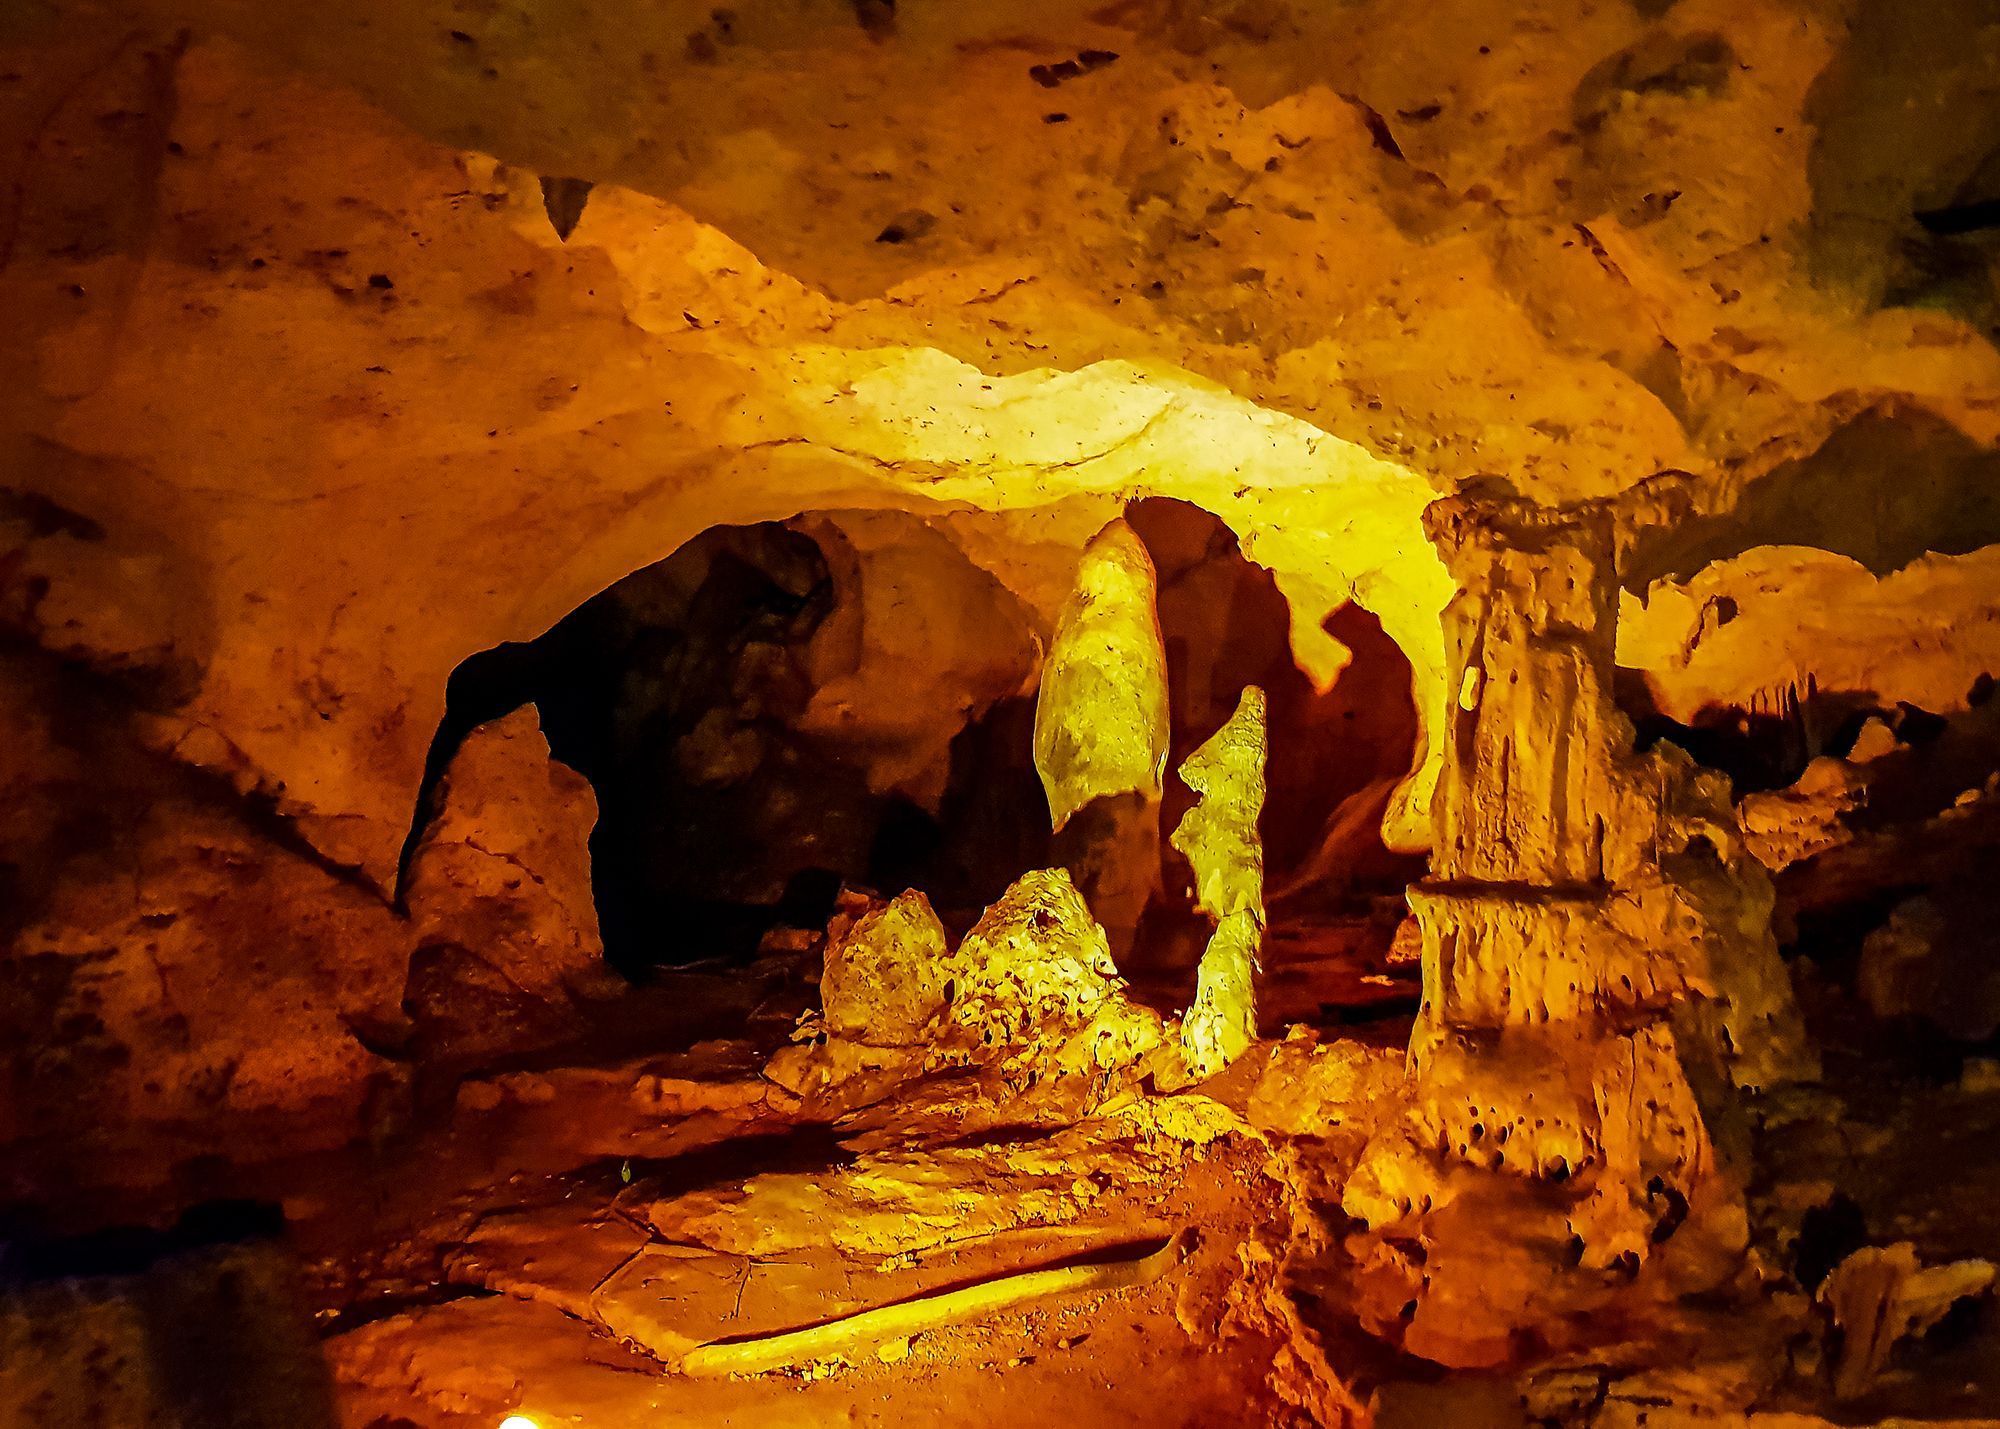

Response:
(4, 0), (1999, 889)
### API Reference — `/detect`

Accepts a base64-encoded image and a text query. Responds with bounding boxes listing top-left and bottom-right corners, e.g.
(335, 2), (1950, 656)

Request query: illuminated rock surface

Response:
(5, 0), (2000, 1423)
(1034, 518), (1172, 834)
(1034, 517), (1171, 958)
(815, 890), (953, 1046)
(937, 868), (1165, 1096)
(1170, 685), (1267, 1080)
(1345, 492), (1814, 1365)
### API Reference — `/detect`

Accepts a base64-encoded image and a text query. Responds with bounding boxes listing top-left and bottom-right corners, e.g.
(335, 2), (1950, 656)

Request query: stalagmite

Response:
(816, 890), (953, 1046)
(1033, 517), (1171, 958)
(938, 868), (1165, 1092)
(1169, 686), (1267, 1080)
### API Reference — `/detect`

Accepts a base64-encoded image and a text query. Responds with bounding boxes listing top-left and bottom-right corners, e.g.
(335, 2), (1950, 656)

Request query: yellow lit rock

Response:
(1033, 517), (1171, 833)
(1171, 687), (1268, 923)
(1178, 912), (1262, 1083)
(938, 868), (1164, 1094)
(817, 890), (952, 1047)
(1033, 517), (1172, 956)
(1169, 687), (1268, 1080)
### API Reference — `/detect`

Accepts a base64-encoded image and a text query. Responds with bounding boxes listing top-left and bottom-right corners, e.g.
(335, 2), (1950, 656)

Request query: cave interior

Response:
(7, 2), (2000, 1426)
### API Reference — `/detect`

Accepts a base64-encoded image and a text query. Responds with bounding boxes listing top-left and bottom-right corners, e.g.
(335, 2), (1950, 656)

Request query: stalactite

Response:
(1033, 517), (1171, 957)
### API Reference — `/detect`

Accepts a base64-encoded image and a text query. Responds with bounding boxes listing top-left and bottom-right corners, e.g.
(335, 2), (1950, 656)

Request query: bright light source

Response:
(498, 1417), (539, 1429)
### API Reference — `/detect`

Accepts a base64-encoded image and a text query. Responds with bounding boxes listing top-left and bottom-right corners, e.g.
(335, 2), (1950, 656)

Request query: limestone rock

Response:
(1178, 911), (1261, 1084)
(939, 868), (1164, 1091)
(1819, 1243), (1997, 1399)
(443, 1205), (651, 1322)
(1170, 686), (1268, 1080)
(1033, 518), (1170, 833)
(793, 511), (1041, 810)
(1247, 1032), (1406, 1144)
(1171, 686), (1268, 923)
(1856, 891), (2000, 1043)
(4, 801), (407, 1170)
(1737, 756), (1867, 873)
(1050, 790), (1161, 966)
(0, 1241), (332, 1428)
(1034, 517), (1172, 956)
(818, 890), (951, 1046)
(1346, 492), (1814, 1364)
(401, 706), (611, 1063)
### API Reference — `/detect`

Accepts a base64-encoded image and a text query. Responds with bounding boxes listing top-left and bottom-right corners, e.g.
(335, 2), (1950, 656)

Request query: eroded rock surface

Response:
(1345, 492), (1815, 1366)
(402, 705), (614, 1064)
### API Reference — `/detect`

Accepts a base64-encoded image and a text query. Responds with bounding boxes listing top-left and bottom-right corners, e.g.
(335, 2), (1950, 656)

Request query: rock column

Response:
(1344, 493), (1814, 1362)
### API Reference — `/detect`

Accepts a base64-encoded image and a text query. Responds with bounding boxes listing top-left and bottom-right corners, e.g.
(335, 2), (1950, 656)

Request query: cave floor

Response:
(14, 930), (2000, 1428)
(260, 929), (1418, 1428)
(293, 1043), (1313, 1427)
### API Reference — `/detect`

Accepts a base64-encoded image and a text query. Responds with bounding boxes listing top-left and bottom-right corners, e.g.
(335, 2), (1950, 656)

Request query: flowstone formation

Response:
(777, 870), (1166, 1112)
(1034, 518), (1171, 960)
(1170, 686), (1267, 1081)
(1344, 492), (1816, 1366)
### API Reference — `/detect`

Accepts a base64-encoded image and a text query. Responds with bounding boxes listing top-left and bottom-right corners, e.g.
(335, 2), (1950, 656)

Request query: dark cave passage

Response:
(407, 515), (1054, 976)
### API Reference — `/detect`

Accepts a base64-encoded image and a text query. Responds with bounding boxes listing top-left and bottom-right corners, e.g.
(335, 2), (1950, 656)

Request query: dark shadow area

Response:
(1613, 667), (1888, 793)
(1625, 408), (2000, 593)
(0, 1199), (337, 1428)
(1802, 0), (2000, 322)
(406, 520), (1050, 975)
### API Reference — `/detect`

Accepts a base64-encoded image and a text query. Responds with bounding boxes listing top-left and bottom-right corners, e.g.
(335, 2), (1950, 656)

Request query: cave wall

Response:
(4, 0), (2000, 1165)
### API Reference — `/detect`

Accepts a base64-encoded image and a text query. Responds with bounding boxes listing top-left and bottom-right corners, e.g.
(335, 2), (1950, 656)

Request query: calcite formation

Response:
(1034, 517), (1173, 956)
(785, 869), (1165, 1107)
(1345, 491), (1815, 1361)
(1033, 518), (1172, 831)
(814, 890), (954, 1047)
(1820, 1244), (1997, 1400)
(1170, 686), (1268, 1080)
(937, 868), (1164, 1095)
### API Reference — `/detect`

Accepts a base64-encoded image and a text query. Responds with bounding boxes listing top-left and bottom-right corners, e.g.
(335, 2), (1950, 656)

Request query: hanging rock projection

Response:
(1032, 517), (1172, 830)
(1034, 517), (1171, 958)
(1170, 686), (1268, 1081)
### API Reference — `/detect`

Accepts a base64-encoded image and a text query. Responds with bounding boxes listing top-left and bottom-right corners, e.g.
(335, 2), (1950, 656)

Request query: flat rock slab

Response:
(590, 1224), (1182, 1367)
(591, 1243), (869, 1360)
(443, 1205), (652, 1319)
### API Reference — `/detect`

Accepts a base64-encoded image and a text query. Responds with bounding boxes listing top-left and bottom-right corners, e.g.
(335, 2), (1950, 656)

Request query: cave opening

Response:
(405, 513), (1054, 979)
(406, 500), (1425, 1038)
